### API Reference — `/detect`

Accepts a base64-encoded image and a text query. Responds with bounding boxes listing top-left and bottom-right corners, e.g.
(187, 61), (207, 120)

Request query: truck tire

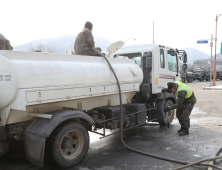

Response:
(182, 78), (185, 83)
(49, 121), (89, 168)
(190, 78), (193, 83)
(189, 78), (192, 83)
(208, 77), (210, 81)
(220, 76), (222, 80)
(200, 77), (203, 82)
(158, 99), (175, 126)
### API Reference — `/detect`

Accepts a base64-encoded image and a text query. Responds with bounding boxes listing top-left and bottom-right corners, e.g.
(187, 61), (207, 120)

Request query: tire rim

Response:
(166, 102), (174, 122)
(60, 130), (84, 160)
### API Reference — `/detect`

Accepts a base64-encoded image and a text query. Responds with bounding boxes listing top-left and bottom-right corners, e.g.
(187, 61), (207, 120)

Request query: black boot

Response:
(178, 120), (183, 133)
(178, 127), (183, 133)
(179, 129), (189, 136)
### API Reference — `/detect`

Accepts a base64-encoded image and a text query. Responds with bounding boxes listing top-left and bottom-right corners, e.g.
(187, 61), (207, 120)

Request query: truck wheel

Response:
(208, 77), (210, 81)
(200, 77), (203, 81)
(158, 99), (175, 126)
(189, 78), (192, 83)
(182, 78), (185, 83)
(50, 121), (89, 168)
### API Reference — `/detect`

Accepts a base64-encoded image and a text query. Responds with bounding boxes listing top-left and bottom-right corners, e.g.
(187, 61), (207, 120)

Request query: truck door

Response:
(166, 48), (179, 82)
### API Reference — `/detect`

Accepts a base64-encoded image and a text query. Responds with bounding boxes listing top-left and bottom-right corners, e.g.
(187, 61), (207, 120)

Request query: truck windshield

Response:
(168, 53), (178, 72)
(114, 53), (142, 67)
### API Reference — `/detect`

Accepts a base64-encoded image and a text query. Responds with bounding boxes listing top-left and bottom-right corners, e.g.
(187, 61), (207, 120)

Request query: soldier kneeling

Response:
(162, 82), (196, 136)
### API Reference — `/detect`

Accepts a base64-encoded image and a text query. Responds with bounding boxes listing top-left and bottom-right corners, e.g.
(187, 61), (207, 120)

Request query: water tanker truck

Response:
(0, 42), (187, 168)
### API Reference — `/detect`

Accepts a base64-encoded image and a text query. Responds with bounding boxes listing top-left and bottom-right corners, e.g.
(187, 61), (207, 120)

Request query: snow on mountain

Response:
(13, 35), (112, 54)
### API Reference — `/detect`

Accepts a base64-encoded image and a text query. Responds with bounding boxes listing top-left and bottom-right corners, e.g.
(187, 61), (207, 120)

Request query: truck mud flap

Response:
(24, 133), (45, 166)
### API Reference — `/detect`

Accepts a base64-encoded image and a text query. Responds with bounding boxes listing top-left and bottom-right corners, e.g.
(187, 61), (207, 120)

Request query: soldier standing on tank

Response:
(0, 33), (13, 50)
(74, 21), (101, 56)
(162, 82), (196, 136)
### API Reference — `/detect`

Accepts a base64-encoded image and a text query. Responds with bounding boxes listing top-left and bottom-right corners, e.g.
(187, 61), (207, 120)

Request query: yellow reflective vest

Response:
(174, 81), (193, 98)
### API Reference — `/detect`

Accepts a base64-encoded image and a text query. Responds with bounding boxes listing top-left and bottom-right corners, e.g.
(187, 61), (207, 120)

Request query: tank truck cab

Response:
(110, 44), (187, 125)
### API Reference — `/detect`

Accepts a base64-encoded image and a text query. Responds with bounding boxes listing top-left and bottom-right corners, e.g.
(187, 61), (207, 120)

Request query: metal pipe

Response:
(125, 38), (136, 45)
(99, 107), (155, 123)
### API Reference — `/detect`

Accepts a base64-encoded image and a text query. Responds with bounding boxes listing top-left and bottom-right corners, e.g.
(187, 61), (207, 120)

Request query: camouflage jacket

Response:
(0, 33), (13, 50)
(162, 88), (196, 109)
(74, 27), (95, 55)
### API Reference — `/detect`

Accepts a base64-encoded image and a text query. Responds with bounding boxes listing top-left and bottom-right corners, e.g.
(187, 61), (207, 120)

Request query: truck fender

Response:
(24, 110), (94, 167)
(156, 92), (176, 103)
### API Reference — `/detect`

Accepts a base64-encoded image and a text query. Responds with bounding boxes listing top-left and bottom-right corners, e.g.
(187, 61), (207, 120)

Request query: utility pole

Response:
(153, 21), (154, 44)
(210, 34), (213, 86)
(197, 36), (214, 87)
(213, 14), (222, 86)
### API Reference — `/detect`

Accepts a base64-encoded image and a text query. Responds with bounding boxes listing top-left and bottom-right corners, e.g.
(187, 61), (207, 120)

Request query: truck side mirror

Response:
(182, 52), (187, 63)
(182, 64), (187, 71)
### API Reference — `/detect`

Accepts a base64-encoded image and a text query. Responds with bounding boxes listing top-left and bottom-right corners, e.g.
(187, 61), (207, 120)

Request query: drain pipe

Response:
(94, 49), (222, 170)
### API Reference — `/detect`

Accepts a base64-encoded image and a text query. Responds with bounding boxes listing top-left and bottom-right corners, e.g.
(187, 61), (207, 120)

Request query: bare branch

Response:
(28, 41), (58, 53)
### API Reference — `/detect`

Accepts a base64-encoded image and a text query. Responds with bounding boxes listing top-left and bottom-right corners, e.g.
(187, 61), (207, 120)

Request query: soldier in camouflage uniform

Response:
(74, 22), (101, 56)
(0, 33), (13, 50)
(162, 82), (196, 136)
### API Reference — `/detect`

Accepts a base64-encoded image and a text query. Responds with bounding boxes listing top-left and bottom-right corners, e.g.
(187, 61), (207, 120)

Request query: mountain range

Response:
(13, 35), (112, 54)
(182, 47), (211, 63)
(13, 35), (216, 63)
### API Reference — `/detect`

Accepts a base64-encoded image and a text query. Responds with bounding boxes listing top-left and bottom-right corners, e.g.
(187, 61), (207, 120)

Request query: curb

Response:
(203, 87), (222, 90)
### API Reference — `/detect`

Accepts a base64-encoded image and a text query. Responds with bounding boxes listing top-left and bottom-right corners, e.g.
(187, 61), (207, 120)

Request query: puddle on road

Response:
(191, 116), (222, 123)
(191, 107), (207, 115)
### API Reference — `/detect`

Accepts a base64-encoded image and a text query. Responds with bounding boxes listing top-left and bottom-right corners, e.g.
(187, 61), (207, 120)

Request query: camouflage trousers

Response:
(176, 93), (196, 129)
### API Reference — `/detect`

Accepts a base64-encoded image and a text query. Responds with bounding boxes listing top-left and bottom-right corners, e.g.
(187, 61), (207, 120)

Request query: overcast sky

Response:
(1, 0), (222, 55)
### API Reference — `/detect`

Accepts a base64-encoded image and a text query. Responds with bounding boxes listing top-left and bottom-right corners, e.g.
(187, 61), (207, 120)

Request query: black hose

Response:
(174, 156), (222, 170)
(208, 143), (222, 170)
(93, 49), (222, 170)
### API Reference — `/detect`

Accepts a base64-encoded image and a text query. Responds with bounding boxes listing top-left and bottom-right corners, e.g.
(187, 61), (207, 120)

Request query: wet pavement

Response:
(0, 81), (222, 170)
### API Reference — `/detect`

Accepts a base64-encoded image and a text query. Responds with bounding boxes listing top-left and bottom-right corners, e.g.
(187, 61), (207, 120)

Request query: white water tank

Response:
(0, 50), (143, 109)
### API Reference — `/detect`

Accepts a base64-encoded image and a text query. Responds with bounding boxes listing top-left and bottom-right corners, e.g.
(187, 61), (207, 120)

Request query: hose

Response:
(208, 143), (222, 170)
(173, 156), (222, 170)
(93, 49), (222, 170)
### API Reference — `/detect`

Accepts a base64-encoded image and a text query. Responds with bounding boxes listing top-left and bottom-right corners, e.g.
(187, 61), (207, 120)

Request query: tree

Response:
(28, 41), (58, 53)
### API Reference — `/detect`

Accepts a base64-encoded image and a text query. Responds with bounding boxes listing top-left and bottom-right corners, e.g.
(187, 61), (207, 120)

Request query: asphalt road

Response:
(1, 80), (222, 170)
